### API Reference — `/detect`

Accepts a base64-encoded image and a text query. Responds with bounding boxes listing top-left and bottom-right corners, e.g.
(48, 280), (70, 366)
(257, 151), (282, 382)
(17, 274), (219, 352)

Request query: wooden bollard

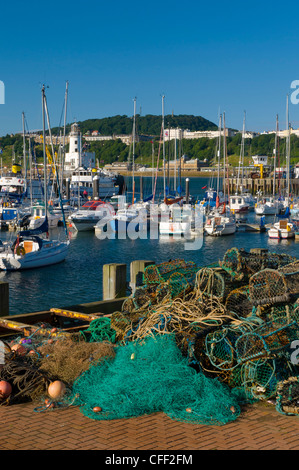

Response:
(0, 282), (9, 317)
(130, 260), (155, 294)
(103, 263), (127, 300)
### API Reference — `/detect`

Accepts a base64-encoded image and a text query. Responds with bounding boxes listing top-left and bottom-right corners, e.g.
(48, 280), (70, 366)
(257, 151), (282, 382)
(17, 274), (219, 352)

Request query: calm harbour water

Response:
(2, 175), (299, 316)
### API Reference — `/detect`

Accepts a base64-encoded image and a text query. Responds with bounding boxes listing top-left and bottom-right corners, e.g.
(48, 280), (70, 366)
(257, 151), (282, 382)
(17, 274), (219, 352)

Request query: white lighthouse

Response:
(64, 123), (95, 172)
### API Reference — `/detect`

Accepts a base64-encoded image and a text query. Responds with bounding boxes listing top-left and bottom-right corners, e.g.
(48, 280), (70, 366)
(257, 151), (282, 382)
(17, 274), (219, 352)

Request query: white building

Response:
(64, 123), (95, 172)
(164, 128), (235, 140)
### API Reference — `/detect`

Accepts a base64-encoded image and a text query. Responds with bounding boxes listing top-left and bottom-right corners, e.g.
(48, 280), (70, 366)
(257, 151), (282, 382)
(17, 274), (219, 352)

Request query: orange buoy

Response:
(93, 406), (102, 413)
(48, 380), (66, 399)
(0, 380), (12, 398)
(11, 344), (27, 356)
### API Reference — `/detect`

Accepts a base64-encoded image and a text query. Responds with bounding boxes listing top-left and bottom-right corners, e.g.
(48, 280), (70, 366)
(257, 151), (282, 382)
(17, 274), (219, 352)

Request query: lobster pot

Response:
(249, 269), (289, 307)
(225, 286), (253, 317)
(143, 259), (197, 286)
(204, 327), (240, 372)
(276, 377), (299, 415)
(167, 272), (192, 299)
(235, 318), (299, 364)
(203, 317), (264, 373)
(259, 302), (299, 324)
(278, 260), (299, 296)
(220, 247), (296, 282)
(228, 358), (280, 401)
(195, 268), (227, 301)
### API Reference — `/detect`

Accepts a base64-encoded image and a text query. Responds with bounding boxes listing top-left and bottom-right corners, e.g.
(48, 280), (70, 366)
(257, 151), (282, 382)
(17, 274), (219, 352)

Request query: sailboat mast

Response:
(43, 86), (68, 236)
(61, 80), (68, 191)
(286, 94), (290, 203)
(223, 112), (226, 200)
(41, 85), (47, 212)
(174, 129), (177, 192)
(22, 112), (26, 184)
(241, 111), (246, 182)
(273, 114), (278, 197)
(132, 97), (136, 203)
(216, 114), (222, 196)
(162, 95), (166, 199)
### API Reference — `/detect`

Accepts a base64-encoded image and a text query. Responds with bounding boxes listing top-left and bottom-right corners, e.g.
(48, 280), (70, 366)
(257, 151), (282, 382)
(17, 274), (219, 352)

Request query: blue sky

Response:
(0, 0), (298, 136)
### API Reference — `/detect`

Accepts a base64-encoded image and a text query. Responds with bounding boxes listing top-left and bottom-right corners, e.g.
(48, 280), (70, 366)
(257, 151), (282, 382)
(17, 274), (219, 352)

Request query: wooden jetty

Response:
(0, 259), (155, 338)
(236, 221), (268, 232)
(228, 176), (299, 196)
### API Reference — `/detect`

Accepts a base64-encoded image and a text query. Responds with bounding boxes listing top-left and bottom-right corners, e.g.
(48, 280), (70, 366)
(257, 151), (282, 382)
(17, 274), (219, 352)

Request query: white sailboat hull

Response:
(159, 221), (191, 235)
(0, 240), (69, 271)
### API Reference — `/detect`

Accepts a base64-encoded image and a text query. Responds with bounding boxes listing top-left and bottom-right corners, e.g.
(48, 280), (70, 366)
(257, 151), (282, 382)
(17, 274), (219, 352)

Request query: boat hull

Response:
(159, 221), (191, 236)
(0, 241), (69, 271)
(205, 223), (236, 236)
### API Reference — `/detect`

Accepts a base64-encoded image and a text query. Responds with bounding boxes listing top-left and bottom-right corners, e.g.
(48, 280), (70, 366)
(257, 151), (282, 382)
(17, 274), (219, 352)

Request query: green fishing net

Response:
(79, 317), (117, 343)
(70, 334), (241, 425)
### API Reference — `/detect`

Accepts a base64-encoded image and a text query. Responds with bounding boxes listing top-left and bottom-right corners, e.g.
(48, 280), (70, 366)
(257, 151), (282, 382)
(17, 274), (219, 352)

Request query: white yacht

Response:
(69, 200), (115, 232)
(204, 207), (236, 236)
(255, 197), (284, 216)
(0, 227), (69, 271)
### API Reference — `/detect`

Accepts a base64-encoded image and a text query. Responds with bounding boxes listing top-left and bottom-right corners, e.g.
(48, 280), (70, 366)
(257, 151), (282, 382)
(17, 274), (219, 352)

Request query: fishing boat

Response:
(268, 219), (295, 239)
(229, 194), (249, 213)
(255, 197), (284, 215)
(0, 163), (26, 200)
(204, 211), (236, 236)
(70, 167), (118, 199)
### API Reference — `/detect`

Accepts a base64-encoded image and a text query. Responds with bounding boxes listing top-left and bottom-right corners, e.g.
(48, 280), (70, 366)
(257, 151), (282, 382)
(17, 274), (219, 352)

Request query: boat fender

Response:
(15, 246), (25, 256)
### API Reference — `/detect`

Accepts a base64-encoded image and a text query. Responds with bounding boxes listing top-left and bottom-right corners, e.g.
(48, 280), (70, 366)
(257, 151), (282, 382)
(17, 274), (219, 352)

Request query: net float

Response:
(0, 380), (12, 398)
(93, 406), (102, 413)
(48, 380), (66, 399)
(11, 344), (27, 356)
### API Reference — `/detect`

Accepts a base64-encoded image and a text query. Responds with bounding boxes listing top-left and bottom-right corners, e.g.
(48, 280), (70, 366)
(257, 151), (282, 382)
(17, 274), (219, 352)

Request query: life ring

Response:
(15, 246), (25, 256)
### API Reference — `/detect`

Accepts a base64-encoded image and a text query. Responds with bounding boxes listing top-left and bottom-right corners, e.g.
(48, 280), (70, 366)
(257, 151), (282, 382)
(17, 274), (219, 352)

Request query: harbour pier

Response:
(228, 176), (299, 196)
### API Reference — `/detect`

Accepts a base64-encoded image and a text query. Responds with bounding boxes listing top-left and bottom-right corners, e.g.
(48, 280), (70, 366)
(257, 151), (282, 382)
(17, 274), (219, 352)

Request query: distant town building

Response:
(261, 128), (299, 138)
(163, 155), (207, 171)
(164, 128), (235, 140)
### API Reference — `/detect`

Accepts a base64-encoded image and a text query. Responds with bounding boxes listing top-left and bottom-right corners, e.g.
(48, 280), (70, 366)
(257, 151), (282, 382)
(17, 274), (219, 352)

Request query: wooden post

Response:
(0, 282), (9, 317)
(103, 263), (127, 300)
(130, 260), (155, 294)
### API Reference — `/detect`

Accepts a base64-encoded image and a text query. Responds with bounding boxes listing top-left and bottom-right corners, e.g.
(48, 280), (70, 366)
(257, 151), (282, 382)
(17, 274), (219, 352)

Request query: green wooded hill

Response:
(76, 114), (218, 136)
(1, 114), (299, 168)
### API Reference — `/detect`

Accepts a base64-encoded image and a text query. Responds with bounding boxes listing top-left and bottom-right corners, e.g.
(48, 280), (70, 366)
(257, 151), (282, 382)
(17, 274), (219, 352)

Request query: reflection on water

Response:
(1, 176), (299, 315)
